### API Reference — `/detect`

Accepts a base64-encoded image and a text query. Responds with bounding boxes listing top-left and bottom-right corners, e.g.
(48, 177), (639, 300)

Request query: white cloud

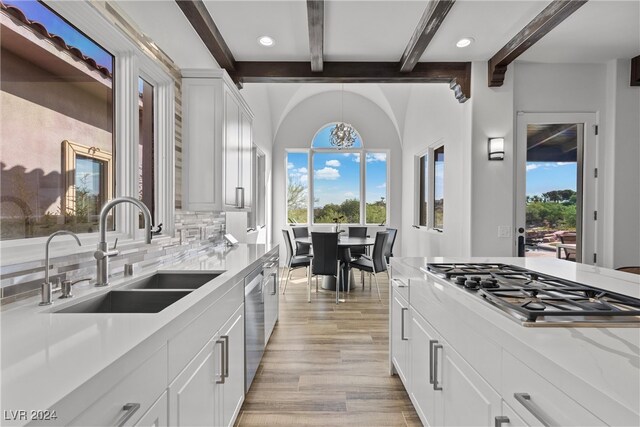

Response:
(527, 162), (575, 172)
(366, 153), (386, 163)
(325, 159), (341, 167)
(298, 167), (308, 174)
(300, 174), (308, 182)
(344, 192), (355, 197)
(353, 155), (360, 163)
(377, 183), (386, 189)
(315, 167), (340, 180)
(287, 162), (294, 169)
(526, 164), (540, 171)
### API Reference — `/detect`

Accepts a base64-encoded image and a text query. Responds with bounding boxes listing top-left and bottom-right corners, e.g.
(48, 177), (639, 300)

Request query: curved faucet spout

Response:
(41, 230), (82, 306)
(99, 196), (153, 244)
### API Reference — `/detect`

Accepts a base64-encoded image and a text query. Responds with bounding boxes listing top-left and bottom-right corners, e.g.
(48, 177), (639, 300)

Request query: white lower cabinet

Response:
(168, 304), (245, 427)
(134, 392), (168, 427)
(410, 308), (500, 427)
(391, 287), (410, 385)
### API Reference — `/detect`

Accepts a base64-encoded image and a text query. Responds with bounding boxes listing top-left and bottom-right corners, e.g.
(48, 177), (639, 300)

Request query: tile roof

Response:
(0, 1), (112, 79)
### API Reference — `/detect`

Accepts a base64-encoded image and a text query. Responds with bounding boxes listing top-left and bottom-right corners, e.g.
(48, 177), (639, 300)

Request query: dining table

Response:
(294, 236), (376, 291)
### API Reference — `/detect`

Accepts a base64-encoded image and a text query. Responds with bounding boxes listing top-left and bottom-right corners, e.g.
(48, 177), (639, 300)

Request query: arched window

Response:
(286, 123), (388, 226)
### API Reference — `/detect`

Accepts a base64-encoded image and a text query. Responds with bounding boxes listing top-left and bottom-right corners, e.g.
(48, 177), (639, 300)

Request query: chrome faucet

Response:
(94, 197), (153, 287)
(40, 230), (82, 306)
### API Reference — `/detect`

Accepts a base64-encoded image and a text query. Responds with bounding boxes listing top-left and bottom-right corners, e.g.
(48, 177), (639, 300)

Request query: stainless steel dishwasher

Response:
(244, 264), (265, 392)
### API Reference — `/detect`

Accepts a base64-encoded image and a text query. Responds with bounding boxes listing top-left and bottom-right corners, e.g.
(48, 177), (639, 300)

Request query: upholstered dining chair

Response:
(309, 232), (343, 304)
(348, 226), (367, 258)
(281, 229), (311, 295)
(348, 231), (389, 301)
(291, 226), (312, 256)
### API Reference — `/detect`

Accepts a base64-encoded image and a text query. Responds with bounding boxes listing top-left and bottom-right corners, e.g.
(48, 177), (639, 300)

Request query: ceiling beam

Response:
(631, 55), (640, 86)
(399, 0), (456, 72)
(175, 0), (236, 72)
(232, 61), (472, 102)
(306, 0), (324, 72)
(488, 0), (588, 87)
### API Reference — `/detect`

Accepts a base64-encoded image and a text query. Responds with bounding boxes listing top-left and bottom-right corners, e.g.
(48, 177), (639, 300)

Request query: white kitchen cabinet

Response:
(182, 69), (254, 212)
(134, 392), (168, 427)
(409, 308), (439, 426)
(391, 287), (410, 386)
(219, 305), (245, 427)
(169, 334), (224, 427)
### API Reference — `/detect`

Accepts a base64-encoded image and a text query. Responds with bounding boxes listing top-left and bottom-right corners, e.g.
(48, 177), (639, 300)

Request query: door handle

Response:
(115, 403), (140, 427)
(215, 338), (225, 384)
(514, 393), (554, 427)
(433, 344), (443, 391)
(517, 235), (525, 257)
(221, 335), (230, 378)
(271, 272), (277, 295)
(494, 415), (510, 427)
(400, 307), (408, 341)
(429, 340), (438, 384)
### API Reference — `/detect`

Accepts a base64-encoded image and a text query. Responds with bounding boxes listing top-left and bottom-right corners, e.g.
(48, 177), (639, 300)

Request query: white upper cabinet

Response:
(182, 70), (254, 211)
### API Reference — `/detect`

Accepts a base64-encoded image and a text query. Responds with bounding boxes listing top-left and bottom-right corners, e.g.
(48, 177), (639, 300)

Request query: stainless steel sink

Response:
(54, 290), (191, 313)
(124, 272), (221, 290)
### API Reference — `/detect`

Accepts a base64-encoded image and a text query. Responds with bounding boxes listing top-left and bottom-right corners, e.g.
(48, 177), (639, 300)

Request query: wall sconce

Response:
(488, 138), (505, 161)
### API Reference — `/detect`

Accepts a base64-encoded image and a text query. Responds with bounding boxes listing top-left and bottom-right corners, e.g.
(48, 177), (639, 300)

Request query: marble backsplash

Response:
(0, 211), (226, 306)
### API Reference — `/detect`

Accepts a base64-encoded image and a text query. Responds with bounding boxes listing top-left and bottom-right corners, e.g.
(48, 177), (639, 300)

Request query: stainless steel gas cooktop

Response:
(425, 263), (640, 327)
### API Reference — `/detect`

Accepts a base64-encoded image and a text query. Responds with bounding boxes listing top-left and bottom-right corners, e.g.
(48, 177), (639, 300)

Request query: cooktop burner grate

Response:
(426, 263), (640, 325)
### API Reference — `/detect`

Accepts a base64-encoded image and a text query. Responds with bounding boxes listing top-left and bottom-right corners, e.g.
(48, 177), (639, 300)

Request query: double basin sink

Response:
(54, 273), (223, 314)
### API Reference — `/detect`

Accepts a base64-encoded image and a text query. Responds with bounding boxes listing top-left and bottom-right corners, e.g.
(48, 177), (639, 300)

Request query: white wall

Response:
(272, 90), (403, 263)
(401, 84), (471, 258)
(605, 59), (640, 268)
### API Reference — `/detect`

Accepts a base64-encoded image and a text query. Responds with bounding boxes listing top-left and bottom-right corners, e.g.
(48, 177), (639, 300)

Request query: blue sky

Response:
(5, 0), (113, 72)
(526, 162), (577, 196)
(287, 151), (387, 207)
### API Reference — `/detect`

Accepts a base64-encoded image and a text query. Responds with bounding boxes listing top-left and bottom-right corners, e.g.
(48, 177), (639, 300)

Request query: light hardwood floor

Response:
(236, 268), (421, 426)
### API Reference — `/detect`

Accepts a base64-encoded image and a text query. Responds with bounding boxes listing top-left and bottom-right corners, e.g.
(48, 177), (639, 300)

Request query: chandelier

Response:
(330, 122), (356, 148)
(330, 84), (356, 149)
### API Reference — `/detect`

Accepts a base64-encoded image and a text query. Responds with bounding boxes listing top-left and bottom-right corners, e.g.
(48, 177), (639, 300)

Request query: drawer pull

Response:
(271, 272), (278, 295)
(433, 344), (443, 391)
(221, 335), (230, 378)
(216, 338), (226, 384)
(115, 402), (140, 427)
(514, 393), (553, 427)
(400, 307), (408, 341)
(494, 415), (510, 427)
(392, 278), (407, 288)
(429, 340), (438, 384)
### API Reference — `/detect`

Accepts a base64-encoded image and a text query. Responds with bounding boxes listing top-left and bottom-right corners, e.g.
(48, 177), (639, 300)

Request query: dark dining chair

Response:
(348, 226), (367, 258)
(309, 232), (343, 304)
(291, 226), (312, 256)
(281, 229), (310, 295)
(348, 231), (389, 301)
(384, 227), (398, 264)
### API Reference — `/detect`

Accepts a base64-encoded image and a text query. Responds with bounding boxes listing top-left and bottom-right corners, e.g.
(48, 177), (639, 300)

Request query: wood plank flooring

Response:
(236, 268), (420, 427)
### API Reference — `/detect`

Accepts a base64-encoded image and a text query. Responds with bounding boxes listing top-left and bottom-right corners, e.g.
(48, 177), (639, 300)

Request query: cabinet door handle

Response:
(215, 338), (226, 384)
(494, 416), (510, 427)
(392, 278), (407, 288)
(271, 272), (277, 295)
(514, 393), (553, 427)
(221, 335), (230, 378)
(400, 307), (408, 341)
(429, 340), (438, 384)
(115, 402), (140, 427)
(433, 344), (443, 391)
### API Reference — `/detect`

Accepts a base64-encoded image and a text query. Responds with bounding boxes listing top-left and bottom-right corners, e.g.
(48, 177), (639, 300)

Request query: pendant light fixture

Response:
(330, 85), (357, 149)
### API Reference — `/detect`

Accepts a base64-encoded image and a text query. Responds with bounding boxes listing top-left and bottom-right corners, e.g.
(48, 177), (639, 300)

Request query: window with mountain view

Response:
(313, 152), (361, 224)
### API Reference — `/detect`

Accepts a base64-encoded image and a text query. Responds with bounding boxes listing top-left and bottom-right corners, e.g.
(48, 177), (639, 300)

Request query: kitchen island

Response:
(389, 256), (640, 427)
(1, 243), (278, 426)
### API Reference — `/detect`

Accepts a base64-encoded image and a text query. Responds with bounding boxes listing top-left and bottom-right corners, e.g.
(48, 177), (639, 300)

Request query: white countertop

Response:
(0, 243), (276, 419)
(391, 256), (640, 424)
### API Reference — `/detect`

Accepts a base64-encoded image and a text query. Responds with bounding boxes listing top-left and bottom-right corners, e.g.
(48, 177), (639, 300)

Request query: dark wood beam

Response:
(175, 0), (236, 72)
(631, 55), (640, 86)
(399, 0), (456, 72)
(488, 0), (588, 87)
(232, 61), (472, 103)
(307, 0), (324, 72)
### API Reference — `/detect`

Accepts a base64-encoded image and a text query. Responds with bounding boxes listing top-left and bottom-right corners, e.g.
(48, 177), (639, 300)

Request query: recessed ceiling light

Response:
(456, 37), (474, 48)
(258, 36), (275, 47)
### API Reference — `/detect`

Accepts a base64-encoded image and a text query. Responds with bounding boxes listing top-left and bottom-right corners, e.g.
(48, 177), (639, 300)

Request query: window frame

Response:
(1, 1), (175, 265)
(414, 140), (445, 232)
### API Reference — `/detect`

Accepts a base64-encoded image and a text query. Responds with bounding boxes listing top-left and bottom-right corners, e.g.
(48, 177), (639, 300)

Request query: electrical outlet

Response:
(498, 226), (512, 238)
